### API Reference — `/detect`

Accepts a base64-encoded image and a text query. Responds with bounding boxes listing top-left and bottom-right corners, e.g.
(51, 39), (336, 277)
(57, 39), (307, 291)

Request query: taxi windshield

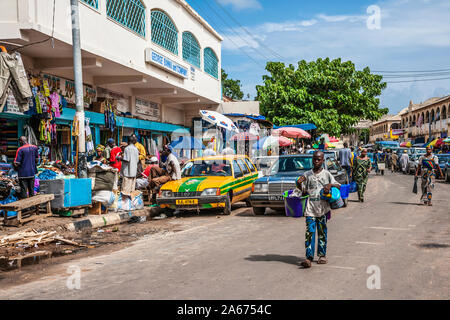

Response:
(182, 160), (232, 177)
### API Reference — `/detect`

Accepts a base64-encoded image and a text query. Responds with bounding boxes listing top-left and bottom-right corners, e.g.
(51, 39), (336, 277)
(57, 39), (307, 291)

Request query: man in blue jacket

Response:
(14, 136), (39, 199)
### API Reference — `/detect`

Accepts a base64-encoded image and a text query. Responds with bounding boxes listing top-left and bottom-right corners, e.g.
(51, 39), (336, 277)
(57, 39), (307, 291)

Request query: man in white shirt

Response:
(203, 142), (216, 156)
(222, 142), (235, 155)
(117, 136), (140, 197)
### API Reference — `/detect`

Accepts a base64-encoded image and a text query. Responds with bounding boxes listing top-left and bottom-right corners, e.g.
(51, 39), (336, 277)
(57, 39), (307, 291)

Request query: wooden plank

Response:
(0, 194), (55, 211)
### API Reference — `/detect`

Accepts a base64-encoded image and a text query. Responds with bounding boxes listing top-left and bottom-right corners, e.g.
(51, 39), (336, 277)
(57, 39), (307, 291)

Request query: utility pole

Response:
(70, 0), (87, 178)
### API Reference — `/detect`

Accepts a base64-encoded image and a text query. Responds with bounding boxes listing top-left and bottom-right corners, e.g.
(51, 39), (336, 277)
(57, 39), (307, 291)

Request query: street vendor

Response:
(94, 144), (107, 164)
(148, 146), (181, 191)
(117, 137), (139, 197)
(297, 151), (341, 268)
(14, 136), (39, 199)
(109, 141), (126, 172)
(135, 156), (159, 190)
(132, 134), (147, 168)
(415, 146), (443, 206)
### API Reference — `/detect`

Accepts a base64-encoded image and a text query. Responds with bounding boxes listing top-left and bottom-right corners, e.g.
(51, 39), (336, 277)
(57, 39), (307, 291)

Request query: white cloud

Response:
(217, 0), (262, 11)
(221, 0), (450, 113)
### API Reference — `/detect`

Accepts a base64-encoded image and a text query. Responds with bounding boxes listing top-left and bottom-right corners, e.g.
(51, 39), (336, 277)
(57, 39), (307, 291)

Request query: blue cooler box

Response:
(40, 178), (92, 209)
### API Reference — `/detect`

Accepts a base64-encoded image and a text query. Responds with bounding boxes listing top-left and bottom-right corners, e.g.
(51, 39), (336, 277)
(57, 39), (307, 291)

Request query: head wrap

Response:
(96, 144), (105, 152)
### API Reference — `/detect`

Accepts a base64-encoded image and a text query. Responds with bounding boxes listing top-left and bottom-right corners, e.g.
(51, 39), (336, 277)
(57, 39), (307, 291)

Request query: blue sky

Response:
(187, 0), (450, 114)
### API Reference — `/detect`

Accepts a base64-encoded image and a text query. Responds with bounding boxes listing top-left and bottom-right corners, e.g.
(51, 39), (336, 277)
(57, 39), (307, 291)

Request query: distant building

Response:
(400, 96), (449, 143)
(369, 115), (401, 142)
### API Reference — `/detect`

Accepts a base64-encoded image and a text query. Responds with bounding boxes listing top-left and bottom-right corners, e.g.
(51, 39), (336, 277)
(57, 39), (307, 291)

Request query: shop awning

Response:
(55, 108), (187, 133)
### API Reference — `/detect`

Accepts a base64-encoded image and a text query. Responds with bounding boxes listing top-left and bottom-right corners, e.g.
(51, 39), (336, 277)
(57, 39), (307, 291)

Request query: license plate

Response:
(269, 195), (284, 201)
(176, 199), (198, 205)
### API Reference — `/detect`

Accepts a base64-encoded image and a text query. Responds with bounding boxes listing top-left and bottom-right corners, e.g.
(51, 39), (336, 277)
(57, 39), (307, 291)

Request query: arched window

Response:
(106, 0), (146, 37)
(182, 32), (201, 68)
(81, 0), (98, 9)
(430, 110), (434, 123)
(409, 116), (412, 127)
(151, 10), (178, 55)
(442, 105), (447, 119)
(413, 115), (416, 126)
(204, 48), (219, 79)
(436, 107), (440, 121)
(426, 111), (429, 123)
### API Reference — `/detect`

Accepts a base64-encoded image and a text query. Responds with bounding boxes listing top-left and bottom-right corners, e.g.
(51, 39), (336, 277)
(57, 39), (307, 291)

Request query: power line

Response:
(10, 0), (56, 52)
(211, 0), (286, 62)
(385, 76), (450, 84)
(374, 68), (450, 73)
(196, 0), (273, 62)
(381, 71), (450, 78)
(190, 0), (265, 68)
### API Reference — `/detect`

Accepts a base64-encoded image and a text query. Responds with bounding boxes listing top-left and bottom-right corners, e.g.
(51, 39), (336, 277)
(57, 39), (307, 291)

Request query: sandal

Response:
(317, 256), (328, 264)
(301, 259), (312, 268)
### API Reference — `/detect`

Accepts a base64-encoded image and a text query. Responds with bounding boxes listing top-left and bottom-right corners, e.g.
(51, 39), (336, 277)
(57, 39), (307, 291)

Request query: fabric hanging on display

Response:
(85, 119), (94, 155)
(0, 52), (32, 113)
(24, 124), (38, 146)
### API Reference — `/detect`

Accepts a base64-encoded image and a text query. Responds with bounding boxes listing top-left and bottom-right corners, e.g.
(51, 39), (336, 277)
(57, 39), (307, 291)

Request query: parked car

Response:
(406, 154), (421, 175)
(444, 157), (450, 183)
(436, 154), (450, 179)
(249, 154), (349, 215)
(157, 155), (258, 215)
(251, 156), (279, 178)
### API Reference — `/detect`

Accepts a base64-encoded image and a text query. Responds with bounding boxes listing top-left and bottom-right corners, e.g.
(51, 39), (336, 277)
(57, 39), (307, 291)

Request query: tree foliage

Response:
(256, 58), (388, 136)
(222, 69), (244, 100)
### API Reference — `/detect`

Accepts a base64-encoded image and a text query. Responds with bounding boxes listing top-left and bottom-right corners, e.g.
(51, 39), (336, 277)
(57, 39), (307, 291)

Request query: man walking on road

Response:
(338, 142), (352, 181)
(297, 151), (341, 268)
(14, 136), (39, 199)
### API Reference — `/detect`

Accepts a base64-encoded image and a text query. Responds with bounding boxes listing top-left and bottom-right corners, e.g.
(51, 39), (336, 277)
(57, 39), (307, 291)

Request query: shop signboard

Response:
(135, 98), (160, 121)
(96, 87), (130, 113)
(145, 49), (188, 79)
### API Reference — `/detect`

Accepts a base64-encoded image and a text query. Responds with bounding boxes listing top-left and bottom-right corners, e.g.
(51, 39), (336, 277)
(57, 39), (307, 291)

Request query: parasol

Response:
(200, 110), (239, 133)
(253, 136), (292, 149)
(273, 127), (311, 139)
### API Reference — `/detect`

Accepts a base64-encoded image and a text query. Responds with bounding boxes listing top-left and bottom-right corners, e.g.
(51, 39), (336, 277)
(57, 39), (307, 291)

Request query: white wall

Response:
(1, 0), (222, 103)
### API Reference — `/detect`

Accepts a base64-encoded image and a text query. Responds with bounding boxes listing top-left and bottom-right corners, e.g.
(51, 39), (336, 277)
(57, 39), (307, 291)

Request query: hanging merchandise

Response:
(24, 124), (38, 146)
(85, 118), (94, 155)
(49, 91), (61, 118)
(0, 51), (33, 113)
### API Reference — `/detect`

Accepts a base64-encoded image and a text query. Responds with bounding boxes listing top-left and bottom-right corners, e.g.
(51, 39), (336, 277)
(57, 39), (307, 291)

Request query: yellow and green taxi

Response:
(157, 155), (258, 215)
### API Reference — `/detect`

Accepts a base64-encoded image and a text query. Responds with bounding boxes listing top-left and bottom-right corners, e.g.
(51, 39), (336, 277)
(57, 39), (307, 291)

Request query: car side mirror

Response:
(330, 169), (338, 175)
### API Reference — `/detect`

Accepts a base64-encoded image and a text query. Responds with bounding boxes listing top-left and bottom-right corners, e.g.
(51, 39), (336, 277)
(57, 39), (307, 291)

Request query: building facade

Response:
(400, 96), (449, 143)
(0, 0), (222, 160)
(369, 115), (401, 143)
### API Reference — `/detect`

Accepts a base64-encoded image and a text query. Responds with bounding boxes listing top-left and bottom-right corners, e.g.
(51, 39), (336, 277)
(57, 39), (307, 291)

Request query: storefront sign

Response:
(145, 49), (188, 79)
(135, 98), (160, 121)
(97, 87), (130, 113)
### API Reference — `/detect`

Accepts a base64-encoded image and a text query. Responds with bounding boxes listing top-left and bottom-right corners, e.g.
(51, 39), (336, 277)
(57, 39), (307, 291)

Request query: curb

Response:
(65, 206), (163, 232)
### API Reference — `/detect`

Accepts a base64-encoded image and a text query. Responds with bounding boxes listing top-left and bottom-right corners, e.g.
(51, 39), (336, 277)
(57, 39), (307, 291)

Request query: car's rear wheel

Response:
(253, 207), (266, 215)
(245, 199), (252, 207)
(222, 193), (232, 215)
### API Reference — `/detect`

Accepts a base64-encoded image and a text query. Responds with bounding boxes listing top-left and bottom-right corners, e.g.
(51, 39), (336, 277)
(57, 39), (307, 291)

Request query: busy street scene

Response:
(0, 0), (449, 303)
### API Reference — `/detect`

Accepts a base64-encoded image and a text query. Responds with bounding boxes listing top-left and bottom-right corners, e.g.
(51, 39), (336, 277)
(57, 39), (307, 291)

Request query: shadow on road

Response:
(245, 254), (306, 266)
(389, 201), (423, 206)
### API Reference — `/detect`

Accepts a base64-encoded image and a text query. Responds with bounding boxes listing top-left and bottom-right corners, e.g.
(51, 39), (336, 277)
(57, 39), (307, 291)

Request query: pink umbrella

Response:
(273, 127), (311, 139)
(230, 132), (259, 141)
(329, 136), (339, 142)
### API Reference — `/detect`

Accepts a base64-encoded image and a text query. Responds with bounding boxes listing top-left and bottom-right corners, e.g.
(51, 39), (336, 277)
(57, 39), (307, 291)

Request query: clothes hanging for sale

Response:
(85, 120), (94, 155)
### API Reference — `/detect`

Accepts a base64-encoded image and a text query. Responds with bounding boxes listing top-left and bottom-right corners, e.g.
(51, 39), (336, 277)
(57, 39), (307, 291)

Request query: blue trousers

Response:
(305, 216), (328, 260)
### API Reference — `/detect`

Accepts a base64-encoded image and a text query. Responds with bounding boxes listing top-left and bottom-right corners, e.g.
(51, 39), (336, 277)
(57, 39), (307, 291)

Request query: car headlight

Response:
(161, 190), (173, 198)
(254, 183), (269, 193)
(201, 188), (219, 196)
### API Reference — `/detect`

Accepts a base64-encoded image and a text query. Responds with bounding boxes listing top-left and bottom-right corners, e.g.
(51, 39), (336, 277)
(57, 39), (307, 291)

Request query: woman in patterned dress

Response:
(415, 146), (443, 206)
(352, 148), (372, 202)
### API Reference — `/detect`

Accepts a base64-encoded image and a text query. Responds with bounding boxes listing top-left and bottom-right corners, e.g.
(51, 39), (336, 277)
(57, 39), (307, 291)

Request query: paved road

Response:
(1, 172), (449, 299)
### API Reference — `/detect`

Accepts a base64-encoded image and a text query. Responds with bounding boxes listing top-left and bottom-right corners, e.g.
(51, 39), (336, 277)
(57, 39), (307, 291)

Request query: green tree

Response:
(256, 58), (388, 136)
(221, 69), (244, 100)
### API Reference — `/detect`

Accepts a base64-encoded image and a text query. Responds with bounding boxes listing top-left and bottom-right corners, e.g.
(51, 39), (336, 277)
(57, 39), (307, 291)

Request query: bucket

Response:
(349, 181), (358, 193)
(330, 197), (344, 209)
(283, 190), (308, 218)
(340, 184), (350, 199)
(320, 187), (341, 202)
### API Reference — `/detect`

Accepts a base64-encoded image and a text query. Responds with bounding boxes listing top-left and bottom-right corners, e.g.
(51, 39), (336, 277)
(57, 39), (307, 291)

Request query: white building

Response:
(0, 0), (222, 128)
